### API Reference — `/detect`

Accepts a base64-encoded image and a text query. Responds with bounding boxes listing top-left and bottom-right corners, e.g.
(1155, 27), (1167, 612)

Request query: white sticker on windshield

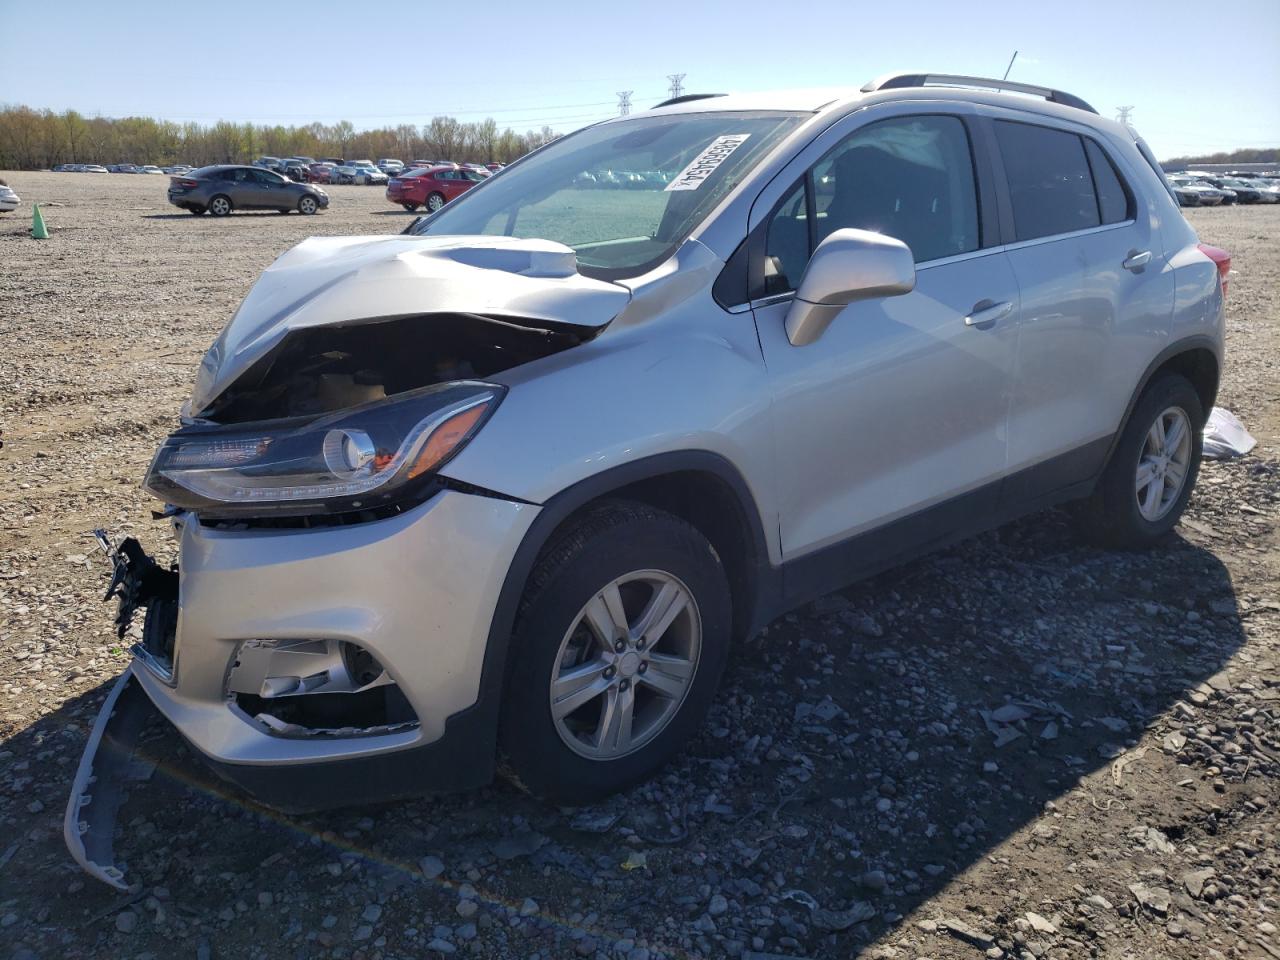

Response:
(664, 134), (751, 191)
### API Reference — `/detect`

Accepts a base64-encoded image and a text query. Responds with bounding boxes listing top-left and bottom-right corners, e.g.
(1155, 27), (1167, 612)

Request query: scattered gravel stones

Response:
(0, 182), (1275, 960)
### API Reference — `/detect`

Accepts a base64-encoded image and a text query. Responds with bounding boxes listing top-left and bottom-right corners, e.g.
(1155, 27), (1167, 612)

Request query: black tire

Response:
(402, 203), (419, 212)
(426, 192), (446, 212)
(498, 501), (732, 804)
(188, 206), (206, 215)
(207, 194), (233, 217)
(297, 195), (319, 215)
(1077, 373), (1204, 549)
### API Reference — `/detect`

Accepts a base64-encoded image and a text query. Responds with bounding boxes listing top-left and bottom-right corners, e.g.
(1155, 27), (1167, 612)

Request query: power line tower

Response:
(667, 74), (686, 100)
(1116, 105), (1135, 126)
(617, 91), (633, 116)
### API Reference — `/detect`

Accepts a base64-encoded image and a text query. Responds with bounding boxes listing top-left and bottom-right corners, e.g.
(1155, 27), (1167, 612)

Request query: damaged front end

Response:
(64, 534), (176, 891)
(67, 234), (609, 888)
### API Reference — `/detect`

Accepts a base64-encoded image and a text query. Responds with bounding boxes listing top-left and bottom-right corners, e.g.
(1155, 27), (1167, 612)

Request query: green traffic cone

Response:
(31, 203), (49, 239)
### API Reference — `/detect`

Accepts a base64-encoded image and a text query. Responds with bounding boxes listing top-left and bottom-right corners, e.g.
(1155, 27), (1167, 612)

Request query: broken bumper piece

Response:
(63, 669), (158, 891)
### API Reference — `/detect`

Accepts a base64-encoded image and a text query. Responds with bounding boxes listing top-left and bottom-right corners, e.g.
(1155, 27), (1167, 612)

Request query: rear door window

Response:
(995, 121), (1100, 241)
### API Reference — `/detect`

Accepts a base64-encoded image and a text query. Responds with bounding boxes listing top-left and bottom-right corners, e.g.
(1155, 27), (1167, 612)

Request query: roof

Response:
(627, 74), (1118, 135)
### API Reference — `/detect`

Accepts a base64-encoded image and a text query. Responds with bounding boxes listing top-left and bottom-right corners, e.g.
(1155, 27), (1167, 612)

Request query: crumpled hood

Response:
(190, 234), (631, 415)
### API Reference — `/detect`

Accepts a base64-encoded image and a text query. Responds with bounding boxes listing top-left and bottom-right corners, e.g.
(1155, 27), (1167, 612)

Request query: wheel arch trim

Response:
(1102, 334), (1220, 470)
(466, 450), (776, 771)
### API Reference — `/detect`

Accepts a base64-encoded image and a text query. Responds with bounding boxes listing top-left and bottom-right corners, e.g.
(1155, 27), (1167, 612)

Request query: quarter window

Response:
(1083, 138), (1132, 224)
(995, 121), (1100, 241)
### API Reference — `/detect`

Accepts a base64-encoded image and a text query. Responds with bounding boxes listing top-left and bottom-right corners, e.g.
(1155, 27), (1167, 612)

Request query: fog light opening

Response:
(226, 639), (419, 737)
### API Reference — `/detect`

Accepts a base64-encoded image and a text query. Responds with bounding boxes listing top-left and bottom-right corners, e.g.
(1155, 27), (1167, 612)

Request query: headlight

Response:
(144, 382), (502, 518)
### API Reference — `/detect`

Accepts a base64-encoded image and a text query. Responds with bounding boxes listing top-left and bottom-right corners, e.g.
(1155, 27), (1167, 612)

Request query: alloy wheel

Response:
(549, 570), (701, 760)
(1135, 406), (1192, 521)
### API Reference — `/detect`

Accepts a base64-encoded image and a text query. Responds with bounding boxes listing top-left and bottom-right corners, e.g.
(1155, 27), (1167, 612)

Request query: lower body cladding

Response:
(65, 489), (539, 890)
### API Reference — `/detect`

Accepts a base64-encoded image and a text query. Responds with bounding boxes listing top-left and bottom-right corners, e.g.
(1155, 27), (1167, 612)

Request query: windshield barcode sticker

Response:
(665, 134), (751, 191)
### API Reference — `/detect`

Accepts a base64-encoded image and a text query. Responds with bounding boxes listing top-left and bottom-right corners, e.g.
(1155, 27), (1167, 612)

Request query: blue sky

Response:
(2, 0), (1277, 160)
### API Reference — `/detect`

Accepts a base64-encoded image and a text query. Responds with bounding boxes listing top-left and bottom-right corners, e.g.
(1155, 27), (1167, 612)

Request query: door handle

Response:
(1122, 250), (1152, 272)
(963, 300), (1013, 328)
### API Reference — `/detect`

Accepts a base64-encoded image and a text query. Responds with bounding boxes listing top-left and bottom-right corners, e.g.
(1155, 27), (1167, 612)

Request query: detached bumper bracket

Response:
(63, 671), (159, 891)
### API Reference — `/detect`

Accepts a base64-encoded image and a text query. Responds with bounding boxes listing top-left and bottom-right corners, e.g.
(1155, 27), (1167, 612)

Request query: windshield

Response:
(411, 111), (804, 279)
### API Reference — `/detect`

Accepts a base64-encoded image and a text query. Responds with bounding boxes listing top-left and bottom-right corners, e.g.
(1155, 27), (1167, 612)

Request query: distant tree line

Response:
(1162, 147), (1279, 167)
(0, 106), (563, 170)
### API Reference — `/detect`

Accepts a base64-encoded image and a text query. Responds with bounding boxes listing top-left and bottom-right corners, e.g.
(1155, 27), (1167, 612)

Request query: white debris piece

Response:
(1202, 407), (1256, 460)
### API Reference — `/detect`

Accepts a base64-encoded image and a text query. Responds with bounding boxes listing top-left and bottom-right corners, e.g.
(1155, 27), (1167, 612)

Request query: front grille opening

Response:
(226, 639), (419, 737)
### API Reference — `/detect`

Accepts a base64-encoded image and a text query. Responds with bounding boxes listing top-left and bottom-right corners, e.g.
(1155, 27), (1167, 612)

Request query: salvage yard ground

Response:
(1, 171), (1278, 960)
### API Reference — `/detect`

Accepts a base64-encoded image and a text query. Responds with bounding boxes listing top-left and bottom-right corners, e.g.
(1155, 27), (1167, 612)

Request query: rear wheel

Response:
(188, 206), (206, 215)
(1077, 373), (1203, 548)
(207, 195), (232, 217)
(298, 195), (318, 215)
(426, 192), (445, 212)
(499, 502), (731, 803)
(402, 203), (419, 212)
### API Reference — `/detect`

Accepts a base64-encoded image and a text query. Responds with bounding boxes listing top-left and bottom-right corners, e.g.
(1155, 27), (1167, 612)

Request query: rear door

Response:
(984, 114), (1173, 494)
(749, 106), (1021, 567)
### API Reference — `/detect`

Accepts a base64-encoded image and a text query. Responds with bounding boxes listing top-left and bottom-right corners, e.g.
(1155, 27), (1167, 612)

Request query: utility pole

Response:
(1116, 105), (1135, 125)
(617, 91), (633, 116)
(667, 74), (686, 100)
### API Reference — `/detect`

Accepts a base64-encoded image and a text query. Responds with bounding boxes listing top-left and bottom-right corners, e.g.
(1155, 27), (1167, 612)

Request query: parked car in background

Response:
(0, 181), (20, 213)
(320, 157), (344, 166)
(485, 162), (504, 172)
(1244, 179), (1280, 202)
(306, 162), (336, 184)
(283, 160), (309, 182)
(385, 163), (485, 211)
(1168, 175), (1222, 207)
(378, 158), (405, 175)
(84, 165), (110, 173)
(351, 162), (388, 185)
(167, 164), (329, 216)
(139, 165), (164, 175)
(331, 164), (358, 185)
(1203, 177), (1264, 203)
(253, 156), (281, 171)
(163, 165), (193, 175)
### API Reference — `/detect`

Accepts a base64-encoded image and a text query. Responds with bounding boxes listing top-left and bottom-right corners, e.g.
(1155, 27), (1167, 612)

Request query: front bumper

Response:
(66, 489), (539, 886)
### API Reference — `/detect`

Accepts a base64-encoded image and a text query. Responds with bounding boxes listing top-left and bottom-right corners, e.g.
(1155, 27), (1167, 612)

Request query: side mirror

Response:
(784, 228), (915, 346)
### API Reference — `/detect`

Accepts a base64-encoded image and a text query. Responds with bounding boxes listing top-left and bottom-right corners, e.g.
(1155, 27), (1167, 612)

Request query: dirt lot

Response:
(1, 172), (1278, 960)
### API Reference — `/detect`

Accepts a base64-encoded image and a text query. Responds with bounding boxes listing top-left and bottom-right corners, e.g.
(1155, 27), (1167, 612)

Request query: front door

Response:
(752, 112), (1020, 571)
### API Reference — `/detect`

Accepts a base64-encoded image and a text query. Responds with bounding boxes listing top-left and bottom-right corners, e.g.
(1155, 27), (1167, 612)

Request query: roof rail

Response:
(860, 73), (1098, 115)
(653, 93), (727, 109)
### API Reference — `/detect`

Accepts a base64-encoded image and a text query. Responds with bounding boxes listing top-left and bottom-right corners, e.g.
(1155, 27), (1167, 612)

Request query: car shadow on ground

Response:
(0, 509), (1247, 958)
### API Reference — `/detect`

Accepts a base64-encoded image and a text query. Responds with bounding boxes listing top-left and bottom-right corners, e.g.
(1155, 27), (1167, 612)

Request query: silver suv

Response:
(68, 74), (1231, 888)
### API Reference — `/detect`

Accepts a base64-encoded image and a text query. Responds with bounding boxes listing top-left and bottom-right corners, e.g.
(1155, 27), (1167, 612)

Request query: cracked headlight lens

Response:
(144, 381), (502, 518)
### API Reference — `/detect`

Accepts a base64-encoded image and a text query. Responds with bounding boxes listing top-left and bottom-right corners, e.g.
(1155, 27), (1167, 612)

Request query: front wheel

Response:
(298, 195), (318, 215)
(426, 192), (445, 212)
(498, 502), (731, 803)
(1077, 373), (1204, 548)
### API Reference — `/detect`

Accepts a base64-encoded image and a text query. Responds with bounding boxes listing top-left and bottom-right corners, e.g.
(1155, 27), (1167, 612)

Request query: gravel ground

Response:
(1, 172), (1278, 960)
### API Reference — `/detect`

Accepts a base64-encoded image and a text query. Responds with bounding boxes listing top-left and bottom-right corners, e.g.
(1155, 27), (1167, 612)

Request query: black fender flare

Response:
(461, 450), (774, 774)
(1100, 334), (1221, 472)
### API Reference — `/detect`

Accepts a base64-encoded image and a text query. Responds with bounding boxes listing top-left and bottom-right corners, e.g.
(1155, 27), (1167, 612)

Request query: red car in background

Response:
(307, 163), (336, 184)
(385, 164), (487, 212)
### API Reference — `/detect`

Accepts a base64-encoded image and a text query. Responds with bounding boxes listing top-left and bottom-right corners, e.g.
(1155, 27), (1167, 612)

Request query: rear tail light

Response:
(172, 178), (198, 188)
(1198, 243), (1231, 297)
